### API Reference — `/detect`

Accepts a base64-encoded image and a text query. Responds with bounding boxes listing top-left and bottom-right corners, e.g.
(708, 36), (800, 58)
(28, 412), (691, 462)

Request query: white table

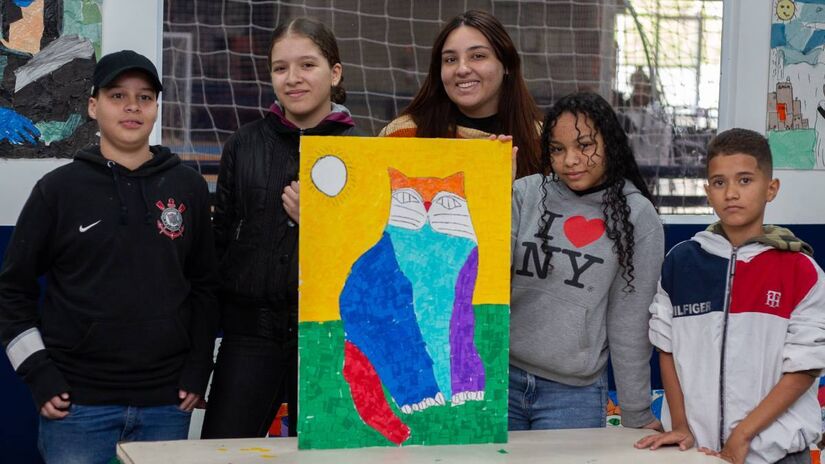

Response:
(117, 428), (725, 463)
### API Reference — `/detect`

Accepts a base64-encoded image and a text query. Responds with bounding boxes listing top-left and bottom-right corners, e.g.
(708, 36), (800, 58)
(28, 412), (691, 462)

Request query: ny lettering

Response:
(515, 241), (604, 288)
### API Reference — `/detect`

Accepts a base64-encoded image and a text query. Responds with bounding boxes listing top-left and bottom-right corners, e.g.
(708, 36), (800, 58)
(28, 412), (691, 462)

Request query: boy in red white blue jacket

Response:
(635, 128), (825, 464)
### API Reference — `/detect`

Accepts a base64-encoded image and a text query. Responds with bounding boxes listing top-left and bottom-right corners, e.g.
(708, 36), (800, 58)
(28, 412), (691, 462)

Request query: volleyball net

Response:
(162, 0), (722, 213)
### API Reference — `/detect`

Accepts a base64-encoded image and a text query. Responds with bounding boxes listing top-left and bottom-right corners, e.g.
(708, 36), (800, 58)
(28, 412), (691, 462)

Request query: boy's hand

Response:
(699, 430), (750, 464)
(701, 371), (815, 464)
(178, 389), (202, 412)
(282, 181), (300, 225)
(40, 392), (71, 419)
(634, 427), (695, 451)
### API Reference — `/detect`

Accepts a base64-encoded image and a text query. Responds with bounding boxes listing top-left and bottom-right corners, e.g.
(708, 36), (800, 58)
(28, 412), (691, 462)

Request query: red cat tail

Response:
(343, 340), (411, 445)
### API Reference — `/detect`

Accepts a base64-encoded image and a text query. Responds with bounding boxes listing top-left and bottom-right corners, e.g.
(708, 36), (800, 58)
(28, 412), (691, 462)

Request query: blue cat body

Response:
(340, 231), (441, 407)
(339, 171), (485, 438)
(384, 224), (476, 399)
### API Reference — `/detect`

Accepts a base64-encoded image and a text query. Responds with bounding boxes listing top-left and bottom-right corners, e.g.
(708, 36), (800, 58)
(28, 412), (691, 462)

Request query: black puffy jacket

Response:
(213, 103), (358, 312)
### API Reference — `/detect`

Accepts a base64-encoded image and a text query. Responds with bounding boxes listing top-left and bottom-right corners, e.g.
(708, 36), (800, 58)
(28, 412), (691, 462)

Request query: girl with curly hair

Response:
(509, 91), (664, 431)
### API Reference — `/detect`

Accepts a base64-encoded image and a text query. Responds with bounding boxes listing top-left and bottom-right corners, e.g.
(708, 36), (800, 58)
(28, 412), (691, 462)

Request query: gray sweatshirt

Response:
(510, 174), (664, 427)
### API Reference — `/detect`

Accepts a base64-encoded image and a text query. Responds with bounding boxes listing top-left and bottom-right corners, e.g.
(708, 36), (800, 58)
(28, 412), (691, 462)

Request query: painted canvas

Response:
(298, 136), (510, 450)
(767, 0), (825, 169)
(1, 0), (102, 158)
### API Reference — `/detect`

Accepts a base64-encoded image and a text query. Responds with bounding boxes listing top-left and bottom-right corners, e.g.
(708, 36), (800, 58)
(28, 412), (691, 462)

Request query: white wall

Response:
(0, 0), (164, 226)
(716, 0), (825, 225)
(0, 159), (71, 225)
(101, 0), (164, 144)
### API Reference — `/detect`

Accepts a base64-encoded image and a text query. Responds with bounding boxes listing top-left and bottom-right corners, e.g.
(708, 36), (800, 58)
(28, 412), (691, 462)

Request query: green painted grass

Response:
(768, 129), (816, 169)
(298, 304), (509, 449)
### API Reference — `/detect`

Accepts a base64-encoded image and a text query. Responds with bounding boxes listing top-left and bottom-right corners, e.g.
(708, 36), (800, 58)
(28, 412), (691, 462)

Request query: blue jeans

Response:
(38, 404), (191, 464)
(508, 364), (607, 430)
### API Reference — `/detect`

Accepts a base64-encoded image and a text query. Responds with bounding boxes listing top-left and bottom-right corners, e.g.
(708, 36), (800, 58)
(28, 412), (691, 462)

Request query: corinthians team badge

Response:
(156, 198), (186, 239)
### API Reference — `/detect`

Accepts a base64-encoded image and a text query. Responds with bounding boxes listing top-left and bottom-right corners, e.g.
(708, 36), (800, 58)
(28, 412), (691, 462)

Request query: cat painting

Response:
(338, 168), (486, 445)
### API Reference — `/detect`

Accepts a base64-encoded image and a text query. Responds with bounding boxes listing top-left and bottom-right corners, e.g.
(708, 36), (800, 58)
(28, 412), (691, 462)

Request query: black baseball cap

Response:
(92, 50), (163, 95)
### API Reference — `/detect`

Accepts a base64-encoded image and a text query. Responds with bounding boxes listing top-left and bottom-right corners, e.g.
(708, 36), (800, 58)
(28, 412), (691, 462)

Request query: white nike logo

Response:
(79, 220), (102, 233)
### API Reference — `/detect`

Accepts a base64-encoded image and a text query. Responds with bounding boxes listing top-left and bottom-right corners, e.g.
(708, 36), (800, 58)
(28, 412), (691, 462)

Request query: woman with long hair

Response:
(379, 10), (542, 179)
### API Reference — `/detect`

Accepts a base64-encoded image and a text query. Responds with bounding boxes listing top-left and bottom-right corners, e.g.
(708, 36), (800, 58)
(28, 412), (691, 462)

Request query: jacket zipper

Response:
(718, 246), (737, 448)
(234, 219), (244, 240)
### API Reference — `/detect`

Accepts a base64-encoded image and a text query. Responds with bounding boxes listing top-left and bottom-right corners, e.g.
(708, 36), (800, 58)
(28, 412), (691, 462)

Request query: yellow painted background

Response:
(299, 136), (511, 322)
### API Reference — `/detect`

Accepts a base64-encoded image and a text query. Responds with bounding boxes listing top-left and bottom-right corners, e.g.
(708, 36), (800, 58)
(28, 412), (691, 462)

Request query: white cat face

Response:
(428, 191), (476, 241)
(388, 188), (427, 230)
(388, 188), (477, 242)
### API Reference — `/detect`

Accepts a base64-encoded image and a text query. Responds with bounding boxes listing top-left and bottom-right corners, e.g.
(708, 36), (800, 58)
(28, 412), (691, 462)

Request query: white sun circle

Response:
(311, 155), (348, 197)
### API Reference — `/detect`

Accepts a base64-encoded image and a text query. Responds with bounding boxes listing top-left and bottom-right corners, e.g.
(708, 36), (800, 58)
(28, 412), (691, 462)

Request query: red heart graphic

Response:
(563, 216), (605, 248)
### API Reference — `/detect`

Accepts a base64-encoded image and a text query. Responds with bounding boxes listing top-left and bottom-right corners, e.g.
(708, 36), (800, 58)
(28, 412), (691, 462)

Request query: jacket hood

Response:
(74, 145), (180, 176)
(268, 101), (356, 130)
(705, 222), (814, 257)
(74, 145), (182, 225)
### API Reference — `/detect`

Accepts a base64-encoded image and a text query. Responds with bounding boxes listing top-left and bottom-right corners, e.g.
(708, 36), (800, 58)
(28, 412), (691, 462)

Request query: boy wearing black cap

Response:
(0, 50), (219, 463)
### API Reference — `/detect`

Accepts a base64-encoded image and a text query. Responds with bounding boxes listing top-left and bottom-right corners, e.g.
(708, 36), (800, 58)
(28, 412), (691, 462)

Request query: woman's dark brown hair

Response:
(401, 10), (542, 178)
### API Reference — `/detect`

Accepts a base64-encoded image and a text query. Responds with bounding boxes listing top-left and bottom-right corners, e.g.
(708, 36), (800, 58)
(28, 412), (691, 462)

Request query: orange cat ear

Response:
(443, 172), (465, 197)
(388, 168), (409, 190)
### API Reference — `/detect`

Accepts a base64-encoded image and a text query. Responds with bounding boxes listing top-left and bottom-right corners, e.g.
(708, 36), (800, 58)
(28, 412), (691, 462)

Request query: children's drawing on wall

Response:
(1, 0), (101, 158)
(767, 0), (825, 169)
(298, 136), (510, 450)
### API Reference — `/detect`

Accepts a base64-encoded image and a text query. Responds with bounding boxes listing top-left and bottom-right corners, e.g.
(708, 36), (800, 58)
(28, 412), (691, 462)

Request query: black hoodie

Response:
(0, 145), (219, 408)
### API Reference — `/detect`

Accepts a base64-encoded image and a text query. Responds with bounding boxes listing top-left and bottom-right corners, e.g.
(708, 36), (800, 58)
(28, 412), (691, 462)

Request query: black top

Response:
(212, 107), (358, 314)
(455, 111), (503, 135)
(0, 145), (219, 407)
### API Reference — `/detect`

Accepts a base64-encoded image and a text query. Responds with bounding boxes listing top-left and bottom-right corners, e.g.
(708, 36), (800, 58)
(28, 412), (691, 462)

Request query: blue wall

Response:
(2, 223), (825, 463)
(0, 226), (43, 464)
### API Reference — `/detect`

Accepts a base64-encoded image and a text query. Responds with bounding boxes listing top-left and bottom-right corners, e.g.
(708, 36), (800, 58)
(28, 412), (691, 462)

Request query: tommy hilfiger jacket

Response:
(649, 226), (825, 463)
